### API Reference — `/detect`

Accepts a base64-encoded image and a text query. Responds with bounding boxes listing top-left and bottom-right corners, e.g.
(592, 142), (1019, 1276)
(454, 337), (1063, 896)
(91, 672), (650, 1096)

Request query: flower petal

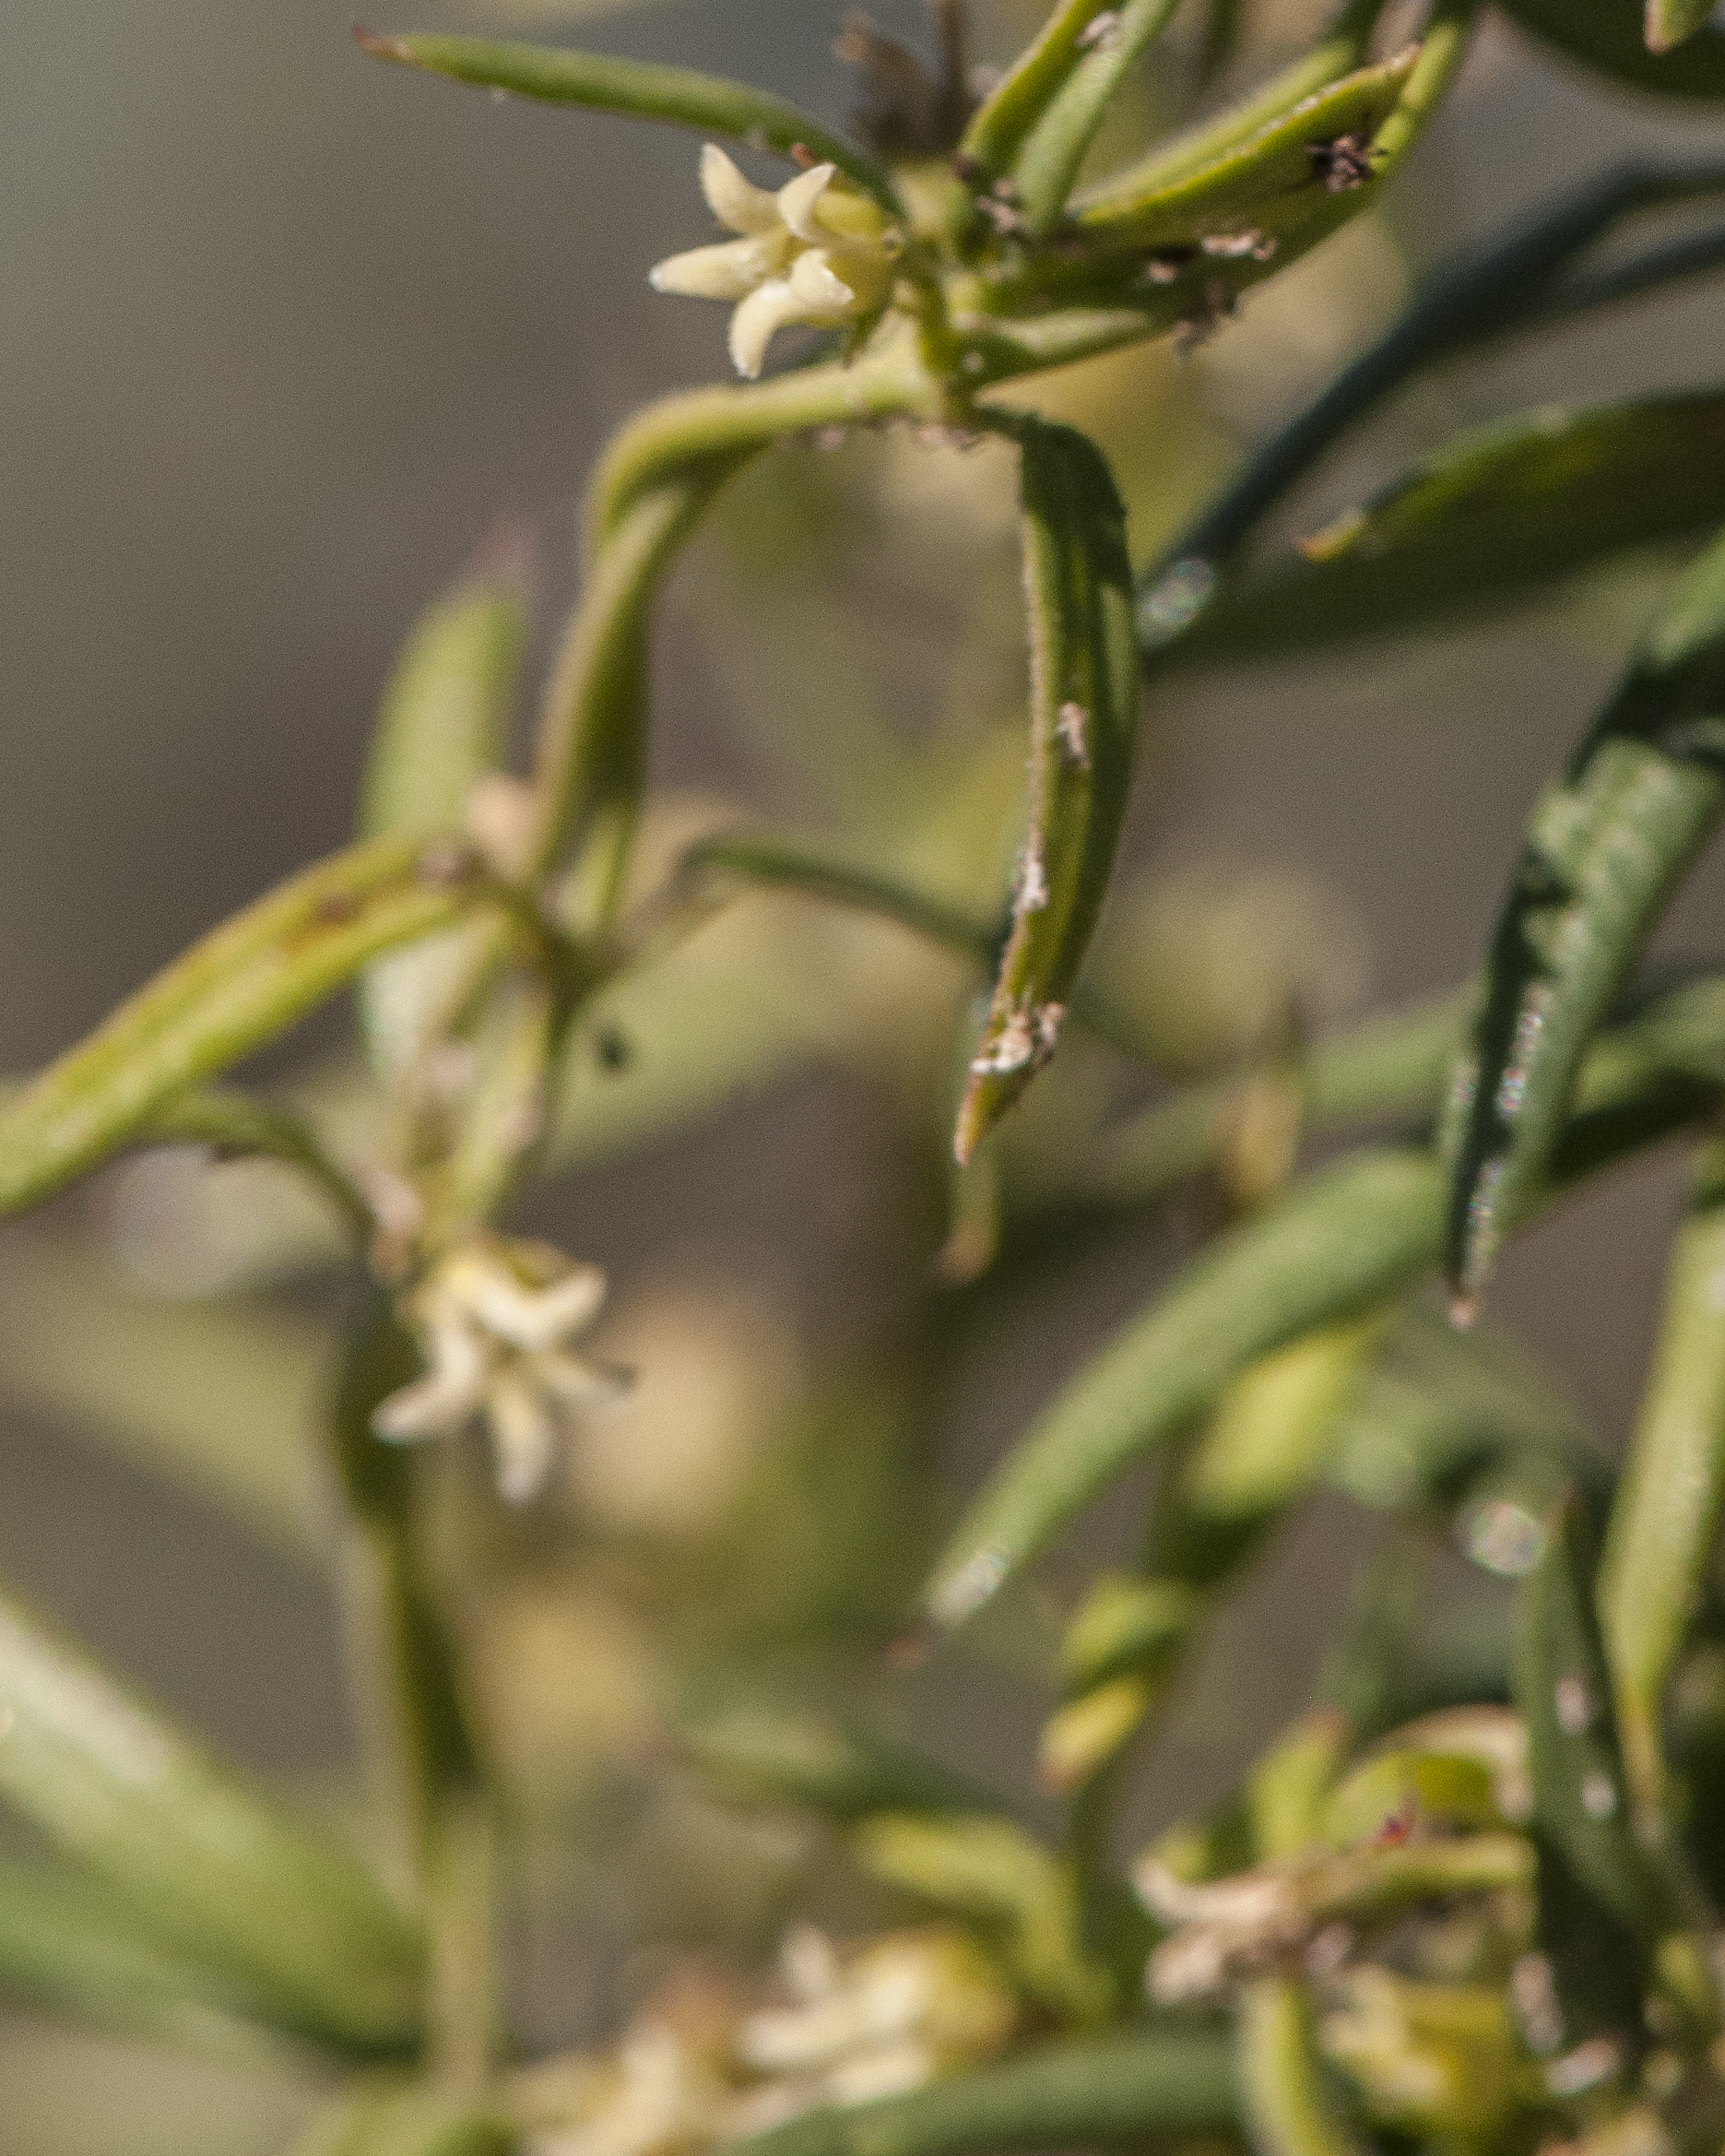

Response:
(649, 238), (772, 302)
(727, 278), (803, 379)
(699, 142), (781, 235)
(536, 1349), (632, 1406)
(453, 1254), (608, 1351)
(775, 162), (837, 243)
(486, 1371), (557, 1503)
(787, 248), (856, 312)
(372, 1324), (488, 1441)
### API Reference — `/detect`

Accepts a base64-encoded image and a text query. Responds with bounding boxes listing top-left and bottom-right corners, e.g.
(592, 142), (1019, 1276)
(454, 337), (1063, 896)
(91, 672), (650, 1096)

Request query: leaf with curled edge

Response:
(1500, 0), (1725, 94)
(0, 835), (492, 1216)
(954, 421), (1138, 1165)
(1444, 524), (1725, 1309)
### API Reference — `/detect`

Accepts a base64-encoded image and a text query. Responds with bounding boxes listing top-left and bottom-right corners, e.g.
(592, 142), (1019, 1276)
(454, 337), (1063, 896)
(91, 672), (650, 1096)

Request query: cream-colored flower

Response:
(649, 145), (897, 379)
(373, 1235), (627, 1502)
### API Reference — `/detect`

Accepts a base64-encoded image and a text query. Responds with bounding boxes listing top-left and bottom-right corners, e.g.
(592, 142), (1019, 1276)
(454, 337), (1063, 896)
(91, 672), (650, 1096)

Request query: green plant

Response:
(7, 3), (1725, 2152)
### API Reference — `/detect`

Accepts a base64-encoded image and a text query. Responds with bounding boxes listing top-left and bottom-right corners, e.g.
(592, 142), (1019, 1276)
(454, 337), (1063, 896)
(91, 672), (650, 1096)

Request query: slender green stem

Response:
(426, 1790), (498, 2093)
(149, 1086), (378, 1247)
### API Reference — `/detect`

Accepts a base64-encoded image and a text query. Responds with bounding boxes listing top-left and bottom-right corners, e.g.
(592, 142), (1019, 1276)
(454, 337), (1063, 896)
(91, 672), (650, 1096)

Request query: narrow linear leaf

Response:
(1011, 0), (1186, 235)
(1238, 1979), (1367, 2156)
(1070, 43), (1423, 252)
(1648, 0), (1718, 53)
(359, 543), (530, 1076)
(355, 30), (897, 205)
(0, 1587), (424, 2049)
(293, 2085), (512, 2156)
(1597, 1138), (1725, 1825)
(684, 833), (998, 967)
(0, 834), (490, 1214)
(1500, 0), (1725, 95)
(955, 421), (1138, 1164)
(678, 1700), (1008, 1820)
(929, 1147), (1444, 1628)
(1514, 1495), (1660, 1937)
(0, 1855), (281, 2053)
(959, 0), (1122, 176)
(1445, 524), (1725, 1307)
(724, 2029), (1239, 2156)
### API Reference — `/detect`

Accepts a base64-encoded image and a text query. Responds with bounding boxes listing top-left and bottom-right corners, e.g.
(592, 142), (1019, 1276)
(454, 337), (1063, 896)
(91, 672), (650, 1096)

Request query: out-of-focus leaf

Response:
(723, 2029), (1239, 2156)
(928, 1147), (1445, 1629)
(1514, 1496), (1659, 1937)
(1070, 44), (1423, 251)
(679, 1701), (1007, 1820)
(1060, 1576), (1197, 1692)
(1319, 1749), (1499, 1849)
(0, 1587), (424, 2051)
(358, 546), (529, 1076)
(0, 1856), (286, 2055)
(0, 1230), (324, 1561)
(1597, 1138), (1725, 1826)
(1246, 1707), (1350, 1860)
(292, 2084), (512, 2156)
(956, 421), (1138, 1162)
(354, 30), (896, 205)
(1238, 1980), (1367, 2156)
(1011, 0), (1186, 233)
(0, 835), (490, 1215)
(852, 1814), (1115, 2023)
(1444, 525), (1725, 1308)
(1500, 0), (1725, 95)
(1648, 0), (1718, 53)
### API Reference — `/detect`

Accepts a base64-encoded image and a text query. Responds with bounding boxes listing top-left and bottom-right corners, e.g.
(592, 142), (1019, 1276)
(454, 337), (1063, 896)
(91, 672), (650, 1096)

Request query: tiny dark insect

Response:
(595, 1025), (632, 1073)
(1373, 1798), (1418, 1848)
(1306, 132), (1377, 192)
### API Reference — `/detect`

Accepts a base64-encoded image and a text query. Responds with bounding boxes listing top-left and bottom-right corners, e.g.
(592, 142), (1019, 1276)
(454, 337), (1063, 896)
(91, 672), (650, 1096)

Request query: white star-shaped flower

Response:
(373, 1236), (628, 1503)
(649, 145), (898, 379)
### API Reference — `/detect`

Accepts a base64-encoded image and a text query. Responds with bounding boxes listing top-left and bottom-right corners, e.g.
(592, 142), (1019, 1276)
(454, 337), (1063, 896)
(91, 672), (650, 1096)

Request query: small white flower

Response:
(373, 1236), (627, 1502)
(649, 145), (897, 379)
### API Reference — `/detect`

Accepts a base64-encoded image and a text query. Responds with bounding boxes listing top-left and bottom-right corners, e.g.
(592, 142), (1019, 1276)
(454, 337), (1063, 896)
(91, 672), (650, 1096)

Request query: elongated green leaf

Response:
(678, 1700), (1007, 1820)
(359, 546), (529, 1076)
(684, 833), (998, 968)
(1648, 0), (1719, 52)
(1071, 43), (1423, 252)
(725, 2030), (1238, 2156)
(0, 835), (489, 1215)
(355, 30), (896, 205)
(294, 2085), (512, 2156)
(0, 1587), (424, 2049)
(1238, 1980), (1366, 2156)
(959, 0), (1121, 176)
(955, 422), (1138, 1164)
(1445, 525), (1725, 1307)
(1011, 0), (1185, 234)
(0, 1855), (277, 2052)
(852, 1814), (1114, 2022)
(1500, 0), (1725, 94)
(1061, 1575), (1197, 1691)
(1515, 1496), (1660, 1936)
(929, 1147), (1444, 1627)
(1597, 1138), (1725, 1826)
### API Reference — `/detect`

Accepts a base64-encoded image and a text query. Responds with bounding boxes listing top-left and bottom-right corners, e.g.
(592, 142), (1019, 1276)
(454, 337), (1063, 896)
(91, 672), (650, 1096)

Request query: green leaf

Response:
(1514, 1495), (1660, 1937)
(358, 544), (529, 1076)
(1070, 42), (1424, 252)
(955, 421), (1139, 1164)
(1238, 1979), (1368, 2156)
(0, 835), (489, 1215)
(1597, 1138), (1725, 1827)
(928, 1146), (1445, 1629)
(1445, 525), (1725, 1307)
(1500, 0), (1725, 94)
(1060, 1575), (1198, 1691)
(0, 1855), (278, 2052)
(1648, 0), (1720, 52)
(723, 2030), (1238, 2156)
(852, 1813), (1115, 2023)
(1010, 0), (1186, 234)
(959, 1), (1123, 177)
(0, 1586), (424, 2050)
(354, 30), (897, 206)
(292, 2085), (512, 2156)
(678, 1700), (1007, 1820)
(1319, 1749), (1499, 1849)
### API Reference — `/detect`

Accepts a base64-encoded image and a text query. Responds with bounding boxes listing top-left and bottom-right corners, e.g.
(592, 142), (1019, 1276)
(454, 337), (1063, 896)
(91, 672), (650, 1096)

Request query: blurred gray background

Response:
(3, 4), (1725, 2147)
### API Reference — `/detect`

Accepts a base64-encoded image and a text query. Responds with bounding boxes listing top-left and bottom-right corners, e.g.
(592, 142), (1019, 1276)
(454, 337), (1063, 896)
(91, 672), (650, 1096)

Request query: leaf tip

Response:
(352, 25), (412, 64)
(927, 1543), (1010, 1630)
(1447, 1291), (1480, 1332)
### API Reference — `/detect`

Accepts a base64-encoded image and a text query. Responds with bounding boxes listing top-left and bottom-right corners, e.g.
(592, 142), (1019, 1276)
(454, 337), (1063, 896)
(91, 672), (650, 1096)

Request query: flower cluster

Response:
(650, 146), (899, 379)
(373, 1235), (627, 1502)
